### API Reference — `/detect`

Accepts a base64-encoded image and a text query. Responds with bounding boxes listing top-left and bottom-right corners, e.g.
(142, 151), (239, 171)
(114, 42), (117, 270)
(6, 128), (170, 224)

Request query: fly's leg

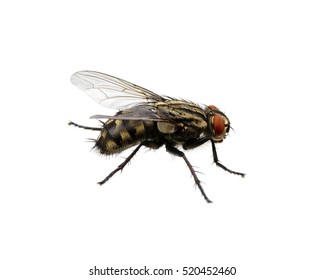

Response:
(166, 143), (212, 203)
(98, 142), (145, 185)
(68, 121), (102, 131)
(98, 140), (163, 185)
(184, 137), (245, 177)
(210, 140), (245, 177)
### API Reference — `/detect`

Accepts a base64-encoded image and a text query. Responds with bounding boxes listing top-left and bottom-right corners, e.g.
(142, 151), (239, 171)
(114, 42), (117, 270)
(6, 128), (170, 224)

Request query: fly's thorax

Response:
(206, 105), (230, 143)
(95, 119), (157, 155)
(157, 122), (177, 134)
(155, 100), (208, 129)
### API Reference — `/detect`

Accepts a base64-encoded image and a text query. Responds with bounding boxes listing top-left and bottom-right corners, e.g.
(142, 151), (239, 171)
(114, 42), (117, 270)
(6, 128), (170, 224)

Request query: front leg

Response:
(210, 140), (245, 177)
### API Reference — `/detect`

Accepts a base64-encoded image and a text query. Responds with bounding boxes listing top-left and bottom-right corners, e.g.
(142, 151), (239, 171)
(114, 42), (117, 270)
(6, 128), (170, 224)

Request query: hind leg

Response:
(68, 121), (101, 131)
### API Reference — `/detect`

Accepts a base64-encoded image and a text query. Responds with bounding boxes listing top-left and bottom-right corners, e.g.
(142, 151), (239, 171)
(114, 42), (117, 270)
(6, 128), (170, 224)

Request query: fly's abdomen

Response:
(95, 119), (155, 155)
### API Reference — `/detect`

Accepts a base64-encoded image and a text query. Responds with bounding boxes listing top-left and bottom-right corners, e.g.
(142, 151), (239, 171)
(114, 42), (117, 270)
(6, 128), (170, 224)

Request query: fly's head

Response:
(206, 105), (230, 143)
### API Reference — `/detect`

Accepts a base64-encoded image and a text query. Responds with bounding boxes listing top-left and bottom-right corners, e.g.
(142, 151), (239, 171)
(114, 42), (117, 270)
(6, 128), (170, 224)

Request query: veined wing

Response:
(90, 103), (166, 122)
(71, 70), (166, 110)
(90, 100), (208, 131)
(71, 71), (207, 127)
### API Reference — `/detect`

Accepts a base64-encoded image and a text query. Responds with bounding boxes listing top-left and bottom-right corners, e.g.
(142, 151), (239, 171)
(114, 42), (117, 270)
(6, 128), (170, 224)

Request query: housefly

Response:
(69, 70), (245, 203)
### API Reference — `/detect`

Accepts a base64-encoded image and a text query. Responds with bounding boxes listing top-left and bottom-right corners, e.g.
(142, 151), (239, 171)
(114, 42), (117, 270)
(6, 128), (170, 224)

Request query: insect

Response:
(69, 70), (245, 203)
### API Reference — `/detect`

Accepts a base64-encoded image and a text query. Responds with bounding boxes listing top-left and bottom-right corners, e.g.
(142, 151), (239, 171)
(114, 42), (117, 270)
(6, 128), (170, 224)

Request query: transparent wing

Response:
(71, 70), (166, 110)
(89, 104), (165, 121)
(90, 101), (207, 130)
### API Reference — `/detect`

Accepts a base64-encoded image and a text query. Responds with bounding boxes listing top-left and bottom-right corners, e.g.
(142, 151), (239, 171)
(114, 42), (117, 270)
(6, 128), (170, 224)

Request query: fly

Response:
(69, 70), (245, 203)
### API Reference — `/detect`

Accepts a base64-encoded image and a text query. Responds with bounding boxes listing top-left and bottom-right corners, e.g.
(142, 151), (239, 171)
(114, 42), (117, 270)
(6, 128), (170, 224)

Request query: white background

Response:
(1, 1), (324, 279)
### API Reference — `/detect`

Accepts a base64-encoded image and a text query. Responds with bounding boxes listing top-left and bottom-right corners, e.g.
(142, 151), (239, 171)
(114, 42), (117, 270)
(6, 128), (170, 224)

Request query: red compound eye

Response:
(208, 105), (218, 110)
(213, 115), (225, 136)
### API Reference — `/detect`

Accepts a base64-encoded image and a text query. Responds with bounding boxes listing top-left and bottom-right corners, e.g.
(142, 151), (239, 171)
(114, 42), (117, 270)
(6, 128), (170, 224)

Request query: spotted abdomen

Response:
(95, 119), (156, 155)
